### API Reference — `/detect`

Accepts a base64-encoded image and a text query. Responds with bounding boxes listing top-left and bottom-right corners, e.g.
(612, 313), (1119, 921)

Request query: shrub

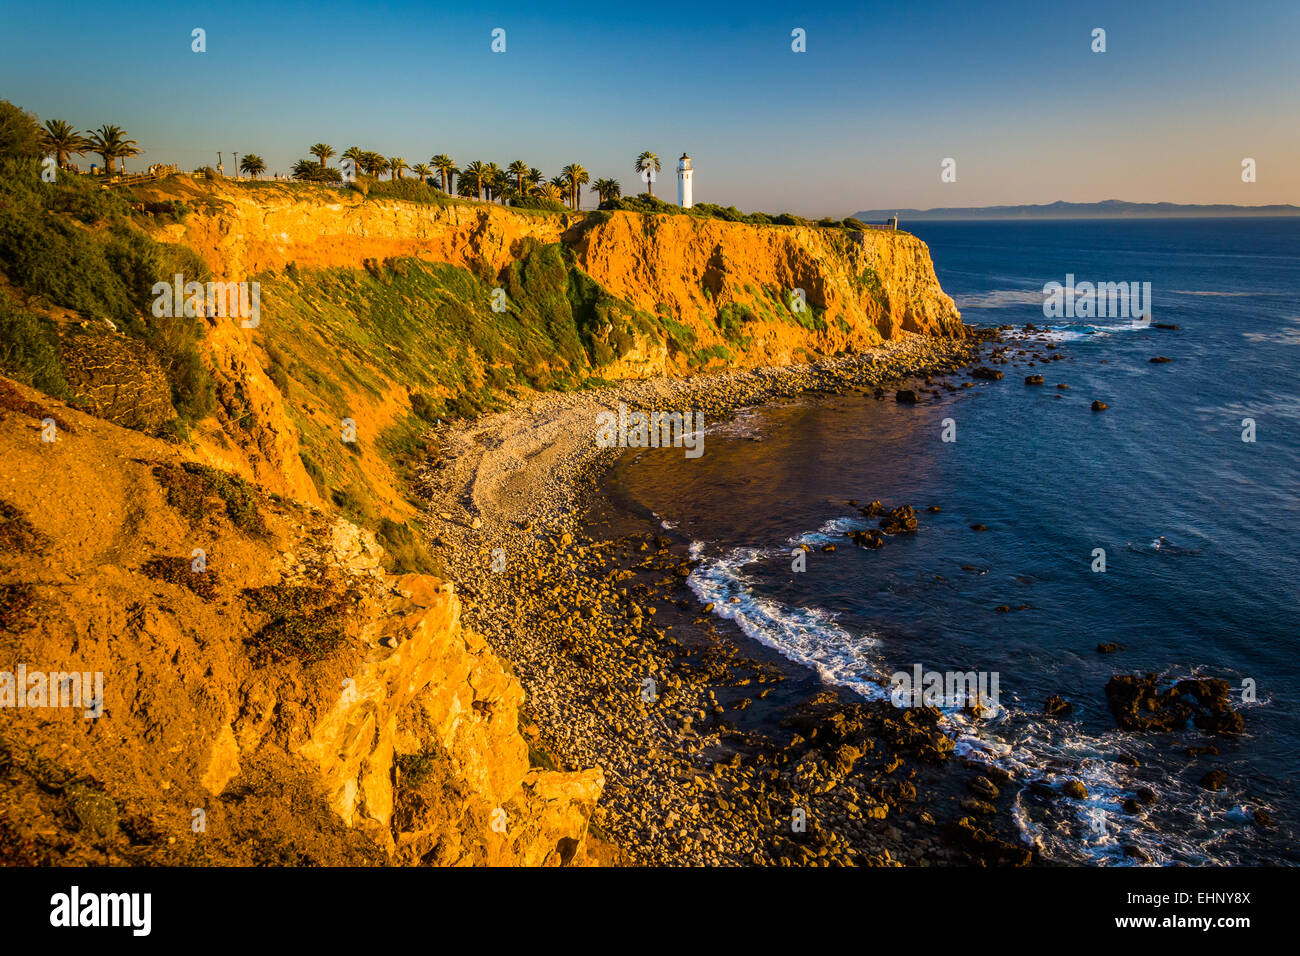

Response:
(510, 195), (569, 213)
(375, 517), (438, 575)
(0, 100), (42, 160)
(365, 178), (452, 205)
(0, 158), (215, 426)
(0, 297), (69, 398)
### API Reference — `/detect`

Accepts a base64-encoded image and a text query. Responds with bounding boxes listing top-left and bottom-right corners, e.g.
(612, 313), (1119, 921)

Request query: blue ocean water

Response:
(607, 219), (1300, 865)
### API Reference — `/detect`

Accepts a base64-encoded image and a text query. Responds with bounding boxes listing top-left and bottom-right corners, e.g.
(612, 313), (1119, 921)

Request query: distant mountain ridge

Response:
(851, 199), (1300, 221)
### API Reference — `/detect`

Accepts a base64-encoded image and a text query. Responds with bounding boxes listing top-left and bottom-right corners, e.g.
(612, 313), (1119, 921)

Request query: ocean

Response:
(599, 218), (1300, 865)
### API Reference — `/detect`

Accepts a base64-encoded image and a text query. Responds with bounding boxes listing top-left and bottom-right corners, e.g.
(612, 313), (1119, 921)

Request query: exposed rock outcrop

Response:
(0, 378), (601, 865)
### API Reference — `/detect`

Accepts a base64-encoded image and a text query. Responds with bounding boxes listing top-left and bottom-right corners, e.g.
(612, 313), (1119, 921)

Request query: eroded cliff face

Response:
(146, 179), (962, 371)
(134, 182), (961, 506)
(0, 379), (602, 866)
(149, 178), (575, 279)
(570, 211), (964, 354)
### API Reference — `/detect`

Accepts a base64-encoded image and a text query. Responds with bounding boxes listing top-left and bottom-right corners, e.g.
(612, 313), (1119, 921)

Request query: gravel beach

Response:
(419, 331), (1035, 865)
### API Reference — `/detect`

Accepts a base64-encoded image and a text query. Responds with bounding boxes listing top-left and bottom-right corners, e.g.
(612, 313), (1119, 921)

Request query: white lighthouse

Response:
(677, 153), (693, 208)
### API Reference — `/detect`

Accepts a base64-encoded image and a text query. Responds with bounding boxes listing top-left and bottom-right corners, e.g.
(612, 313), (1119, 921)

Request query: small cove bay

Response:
(599, 218), (1300, 865)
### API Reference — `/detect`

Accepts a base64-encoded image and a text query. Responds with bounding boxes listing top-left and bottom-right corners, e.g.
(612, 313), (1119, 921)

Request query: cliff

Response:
(130, 179), (962, 518)
(0, 174), (964, 867)
(0, 377), (603, 865)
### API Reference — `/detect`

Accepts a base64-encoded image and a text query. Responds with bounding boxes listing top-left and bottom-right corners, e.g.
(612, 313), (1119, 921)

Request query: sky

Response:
(2, 0), (1297, 217)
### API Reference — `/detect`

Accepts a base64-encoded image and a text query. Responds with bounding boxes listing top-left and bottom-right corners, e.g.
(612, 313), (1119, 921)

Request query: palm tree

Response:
(537, 183), (564, 202)
(310, 143), (335, 168)
(561, 163), (589, 210)
(40, 120), (89, 168)
(412, 162), (432, 184)
(342, 145), (365, 178)
(359, 151), (384, 177)
(390, 156), (409, 180)
(526, 167), (544, 193)
(430, 154), (455, 192)
(481, 162), (503, 202)
(372, 156), (391, 179)
(635, 151), (661, 197)
(507, 160), (529, 193)
(240, 154), (266, 179)
(592, 178), (621, 206)
(86, 125), (140, 174)
(460, 160), (489, 201)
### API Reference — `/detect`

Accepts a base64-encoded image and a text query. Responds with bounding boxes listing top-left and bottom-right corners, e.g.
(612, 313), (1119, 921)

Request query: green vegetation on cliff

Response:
(0, 157), (214, 431)
(258, 240), (674, 536)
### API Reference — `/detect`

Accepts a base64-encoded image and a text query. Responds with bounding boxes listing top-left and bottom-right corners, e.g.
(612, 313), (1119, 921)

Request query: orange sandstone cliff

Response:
(2, 178), (963, 865)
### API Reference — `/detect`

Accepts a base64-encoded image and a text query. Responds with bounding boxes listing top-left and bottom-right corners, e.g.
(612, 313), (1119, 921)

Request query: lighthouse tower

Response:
(677, 153), (693, 208)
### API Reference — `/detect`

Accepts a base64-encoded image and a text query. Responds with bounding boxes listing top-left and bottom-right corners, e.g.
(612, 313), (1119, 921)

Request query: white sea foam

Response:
(1029, 319), (1157, 342)
(686, 541), (889, 700)
(685, 526), (1263, 866)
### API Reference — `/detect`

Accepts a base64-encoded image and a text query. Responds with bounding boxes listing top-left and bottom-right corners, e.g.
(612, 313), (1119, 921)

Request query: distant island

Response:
(852, 199), (1300, 221)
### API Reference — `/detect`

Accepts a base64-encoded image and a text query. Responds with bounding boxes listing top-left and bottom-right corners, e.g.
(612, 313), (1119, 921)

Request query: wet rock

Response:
(1044, 694), (1074, 717)
(970, 523), (987, 532)
(879, 505), (918, 535)
(1062, 780), (1089, 800)
(1105, 674), (1241, 736)
(1122, 844), (1150, 861)
(1024, 374), (1044, 385)
(960, 798), (997, 816)
(1198, 769), (1228, 791)
(1091, 400), (1108, 411)
(1253, 809), (1274, 828)
(1153, 323), (1179, 330)
(1096, 642), (1123, 654)
(969, 776), (1000, 800)
(846, 528), (884, 549)
(1148, 356), (1172, 363)
(971, 367), (1003, 381)
(1136, 787), (1157, 805)
(1056, 383), (1070, 390)
(895, 389), (919, 404)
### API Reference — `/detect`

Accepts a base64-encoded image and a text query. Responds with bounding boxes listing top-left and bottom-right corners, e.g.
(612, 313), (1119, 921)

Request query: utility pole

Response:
(217, 151), (223, 177)
(233, 152), (239, 181)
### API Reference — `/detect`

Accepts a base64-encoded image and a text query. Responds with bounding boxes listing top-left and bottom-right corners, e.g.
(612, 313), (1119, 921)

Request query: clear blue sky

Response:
(2, 0), (1296, 215)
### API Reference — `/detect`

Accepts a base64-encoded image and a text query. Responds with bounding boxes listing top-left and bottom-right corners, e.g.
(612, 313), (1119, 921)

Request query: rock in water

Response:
(1105, 674), (1243, 735)
(1199, 769), (1228, 791)
(1044, 694), (1074, 717)
(1091, 400), (1108, 411)
(879, 504), (918, 534)
(1062, 780), (1089, 800)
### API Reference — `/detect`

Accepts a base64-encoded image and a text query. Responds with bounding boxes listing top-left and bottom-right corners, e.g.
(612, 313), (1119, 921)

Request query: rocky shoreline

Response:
(419, 331), (1037, 865)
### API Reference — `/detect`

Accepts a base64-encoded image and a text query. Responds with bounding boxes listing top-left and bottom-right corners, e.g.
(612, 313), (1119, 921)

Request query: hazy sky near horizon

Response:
(2, 0), (1297, 216)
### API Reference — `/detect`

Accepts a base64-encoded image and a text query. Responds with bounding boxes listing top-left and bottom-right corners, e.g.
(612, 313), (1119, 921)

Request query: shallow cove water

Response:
(590, 218), (1300, 866)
